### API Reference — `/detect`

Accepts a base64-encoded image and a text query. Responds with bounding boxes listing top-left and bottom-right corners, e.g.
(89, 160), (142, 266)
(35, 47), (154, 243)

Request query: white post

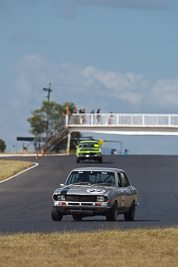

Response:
(67, 132), (71, 155)
(66, 115), (69, 126)
(168, 114), (171, 126)
(142, 114), (145, 126)
(116, 114), (119, 125)
(91, 114), (93, 125)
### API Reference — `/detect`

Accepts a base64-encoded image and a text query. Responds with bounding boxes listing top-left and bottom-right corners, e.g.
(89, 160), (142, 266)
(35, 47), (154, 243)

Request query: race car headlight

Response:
(57, 194), (65, 201)
(97, 195), (105, 202)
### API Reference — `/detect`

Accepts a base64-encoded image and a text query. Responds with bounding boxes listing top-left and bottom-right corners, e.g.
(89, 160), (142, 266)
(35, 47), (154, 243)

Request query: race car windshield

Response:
(66, 171), (115, 186)
(79, 143), (99, 148)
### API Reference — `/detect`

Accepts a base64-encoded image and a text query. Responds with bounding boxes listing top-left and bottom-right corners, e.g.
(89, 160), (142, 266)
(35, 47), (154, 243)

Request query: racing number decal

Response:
(87, 189), (105, 194)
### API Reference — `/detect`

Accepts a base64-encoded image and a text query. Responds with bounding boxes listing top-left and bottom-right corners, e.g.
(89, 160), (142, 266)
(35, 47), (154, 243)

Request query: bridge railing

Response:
(66, 113), (178, 127)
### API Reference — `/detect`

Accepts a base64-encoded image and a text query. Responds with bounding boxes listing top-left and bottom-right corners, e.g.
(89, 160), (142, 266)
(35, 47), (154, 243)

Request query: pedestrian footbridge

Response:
(42, 113), (178, 154)
(66, 113), (178, 136)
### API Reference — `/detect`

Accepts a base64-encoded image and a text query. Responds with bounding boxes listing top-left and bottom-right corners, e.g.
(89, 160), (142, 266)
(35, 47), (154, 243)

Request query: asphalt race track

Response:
(0, 155), (178, 234)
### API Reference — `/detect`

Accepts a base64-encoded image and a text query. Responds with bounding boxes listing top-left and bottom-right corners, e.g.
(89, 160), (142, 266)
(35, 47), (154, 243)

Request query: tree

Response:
(0, 139), (6, 153)
(27, 100), (76, 137)
(27, 100), (81, 153)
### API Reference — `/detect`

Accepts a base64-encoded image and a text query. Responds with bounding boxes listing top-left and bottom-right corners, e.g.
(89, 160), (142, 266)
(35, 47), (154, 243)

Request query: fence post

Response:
(142, 114), (145, 126)
(168, 114), (171, 126)
(91, 114), (93, 125)
(116, 114), (119, 125)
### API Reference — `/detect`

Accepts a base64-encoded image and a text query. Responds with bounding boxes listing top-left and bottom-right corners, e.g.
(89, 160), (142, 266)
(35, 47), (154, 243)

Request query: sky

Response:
(1, 0), (178, 154)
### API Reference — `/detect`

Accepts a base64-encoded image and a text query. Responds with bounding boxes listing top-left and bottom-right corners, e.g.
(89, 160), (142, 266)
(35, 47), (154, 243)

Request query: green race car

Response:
(76, 140), (103, 163)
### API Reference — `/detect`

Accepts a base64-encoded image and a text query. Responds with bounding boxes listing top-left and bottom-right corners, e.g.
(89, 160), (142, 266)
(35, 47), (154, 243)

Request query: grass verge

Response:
(0, 229), (178, 267)
(0, 160), (33, 181)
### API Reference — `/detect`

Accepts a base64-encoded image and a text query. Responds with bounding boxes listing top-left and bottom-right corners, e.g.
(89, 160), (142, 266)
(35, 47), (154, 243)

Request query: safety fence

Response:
(65, 113), (178, 127)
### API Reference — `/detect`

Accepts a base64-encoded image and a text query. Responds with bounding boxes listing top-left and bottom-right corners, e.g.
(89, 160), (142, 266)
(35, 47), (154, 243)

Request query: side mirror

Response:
(60, 184), (64, 187)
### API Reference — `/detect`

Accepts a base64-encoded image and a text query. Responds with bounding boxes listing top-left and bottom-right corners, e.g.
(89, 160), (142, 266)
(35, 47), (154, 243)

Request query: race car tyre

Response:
(51, 207), (63, 221)
(98, 157), (103, 163)
(106, 201), (118, 221)
(124, 201), (135, 221)
(72, 215), (83, 221)
(76, 158), (80, 163)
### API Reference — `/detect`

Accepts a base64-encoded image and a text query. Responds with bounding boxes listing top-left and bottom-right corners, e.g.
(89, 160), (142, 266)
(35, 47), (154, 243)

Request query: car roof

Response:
(70, 167), (125, 173)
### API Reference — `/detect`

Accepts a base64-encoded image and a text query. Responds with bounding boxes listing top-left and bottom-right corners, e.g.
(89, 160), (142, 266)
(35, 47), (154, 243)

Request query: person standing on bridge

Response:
(96, 108), (101, 124)
(63, 106), (71, 125)
(90, 109), (94, 124)
(82, 108), (86, 123)
(108, 111), (113, 124)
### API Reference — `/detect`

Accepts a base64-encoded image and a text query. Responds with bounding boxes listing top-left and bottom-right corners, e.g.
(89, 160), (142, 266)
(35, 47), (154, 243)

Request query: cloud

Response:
(60, 0), (171, 11)
(59, 0), (171, 18)
(6, 55), (48, 110)
(151, 78), (178, 108)
(8, 54), (178, 115)
(82, 67), (147, 106)
(81, 66), (178, 113)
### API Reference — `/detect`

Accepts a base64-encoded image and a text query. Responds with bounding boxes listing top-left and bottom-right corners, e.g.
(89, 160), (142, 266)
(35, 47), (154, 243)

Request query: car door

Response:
(116, 173), (126, 209)
(120, 172), (133, 208)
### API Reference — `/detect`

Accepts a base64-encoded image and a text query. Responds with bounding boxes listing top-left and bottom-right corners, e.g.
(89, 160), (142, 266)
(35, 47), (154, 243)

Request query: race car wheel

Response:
(72, 215), (83, 221)
(124, 201), (135, 221)
(106, 201), (118, 221)
(51, 207), (63, 221)
(76, 158), (80, 163)
(98, 157), (103, 163)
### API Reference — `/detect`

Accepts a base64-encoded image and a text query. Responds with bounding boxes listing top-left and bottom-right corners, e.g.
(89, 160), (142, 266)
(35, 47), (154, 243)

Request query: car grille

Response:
(80, 149), (98, 152)
(66, 195), (96, 202)
(81, 152), (97, 155)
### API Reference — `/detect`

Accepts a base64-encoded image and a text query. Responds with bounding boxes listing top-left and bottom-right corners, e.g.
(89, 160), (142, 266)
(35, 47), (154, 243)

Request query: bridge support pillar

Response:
(67, 131), (71, 155)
